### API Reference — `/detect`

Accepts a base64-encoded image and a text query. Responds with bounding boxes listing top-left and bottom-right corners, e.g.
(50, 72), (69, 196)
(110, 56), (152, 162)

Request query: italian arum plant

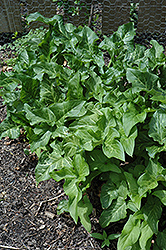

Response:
(0, 13), (166, 249)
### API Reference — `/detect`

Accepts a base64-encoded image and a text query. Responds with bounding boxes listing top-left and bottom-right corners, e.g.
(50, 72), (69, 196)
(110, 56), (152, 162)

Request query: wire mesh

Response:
(0, 0), (165, 46)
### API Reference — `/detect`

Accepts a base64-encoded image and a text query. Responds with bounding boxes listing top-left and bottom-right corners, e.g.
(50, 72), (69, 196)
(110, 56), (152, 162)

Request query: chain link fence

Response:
(0, 0), (165, 46)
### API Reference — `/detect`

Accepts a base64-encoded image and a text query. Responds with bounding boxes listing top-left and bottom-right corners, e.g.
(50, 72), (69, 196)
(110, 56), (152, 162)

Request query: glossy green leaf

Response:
(123, 103), (146, 137)
(73, 154), (89, 181)
(149, 110), (166, 145)
(27, 12), (63, 27)
(156, 229), (166, 250)
(0, 118), (20, 139)
(0, 76), (20, 92)
(152, 190), (166, 205)
(150, 89), (166, 104)
(108, 233), (121, 240)
(139, 221), (153, 250)
(126, 68), (159, 93)
(120, 125), (137, 156)
(100, 182), (118, 209)
(146, 145), (166, 158)
(142, 196), (162, 234)
(138, 172), (158, 197)
(103, 139), (125, 161)
(30, 131), (52, 152)
(63, 179), (82, 223)
(35, 150), (71, 185)
(19, 50), (29, 65)
(118, 180), (129, 199)
(117, 213), (142, 250)
(99, 197), (127, 228)
(116, 22), (135, 43)
(25, 104), (56, 126)
(67, 71), (84, 100)
(87, 149), (121, 173)
(103, 127), (125, 161)
(91, 233), (104, 240)
(77, 195), (93, 232)
(20, 76), (40, 104)
(124, 172), (141, 209)
(57, 199), (69, 215)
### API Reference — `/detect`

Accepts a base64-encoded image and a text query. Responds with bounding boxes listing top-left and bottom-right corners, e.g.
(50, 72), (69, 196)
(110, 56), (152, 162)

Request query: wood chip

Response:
(39, 225), (46, 230)
(45, 211), (55, 219)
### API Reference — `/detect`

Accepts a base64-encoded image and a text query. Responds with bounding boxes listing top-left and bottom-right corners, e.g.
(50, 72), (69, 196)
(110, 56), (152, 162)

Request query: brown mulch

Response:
(0, 96), (120, 250)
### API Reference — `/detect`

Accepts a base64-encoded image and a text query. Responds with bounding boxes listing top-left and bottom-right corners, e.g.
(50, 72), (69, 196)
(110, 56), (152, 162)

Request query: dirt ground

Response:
(0, 96), (121, 250)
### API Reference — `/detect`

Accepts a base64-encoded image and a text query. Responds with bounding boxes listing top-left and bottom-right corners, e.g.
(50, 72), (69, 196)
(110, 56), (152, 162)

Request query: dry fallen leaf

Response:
(2, 66), (13, 72)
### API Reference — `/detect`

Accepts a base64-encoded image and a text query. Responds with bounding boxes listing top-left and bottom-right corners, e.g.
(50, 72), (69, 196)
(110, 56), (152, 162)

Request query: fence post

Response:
(102, 0), (131, 34)
(0, 0), (22, 32)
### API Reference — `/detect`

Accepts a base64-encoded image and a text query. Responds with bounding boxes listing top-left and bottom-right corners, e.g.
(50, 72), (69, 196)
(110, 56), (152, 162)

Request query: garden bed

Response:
(0, 12), (166, 250)
(0, 96), (116, 250)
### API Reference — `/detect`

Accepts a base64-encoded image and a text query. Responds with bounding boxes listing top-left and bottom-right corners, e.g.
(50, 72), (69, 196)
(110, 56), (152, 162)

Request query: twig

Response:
(45, 193), (65, 203)
(47, 246), (52, 250)
(76, 236), (89, 246)
(35, 192), (65, 216)
(89, 239), (95, 249)
(88, 3), (94, 27)
(0, 245), (20, 250)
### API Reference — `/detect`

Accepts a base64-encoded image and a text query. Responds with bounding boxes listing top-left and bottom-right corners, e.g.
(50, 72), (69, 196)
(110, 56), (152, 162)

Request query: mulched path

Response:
(0, 96), (120, 250)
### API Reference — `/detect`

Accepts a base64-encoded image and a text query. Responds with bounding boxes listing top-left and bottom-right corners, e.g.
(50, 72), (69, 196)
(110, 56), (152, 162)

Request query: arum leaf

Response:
(87, 149), (121, 173)
(67, 71), (84, 100)
(100, 182), (118, 209)
(142, 196), (162, 234)
(30, 131), (52, 152)
(25, 104), (56, 126)
(120, 125), (137, 156)
(35, 150), (71, 185)
(103, 139), (125, 162)
(152, 190), (166, 206)
(73, 154), (89, 181)
(126, 68), (159, 93)
(77, 195), (93, 232)
(117, 213), (141, 250)
(149, 110), (166, 145)
(0, 118), (20, 139)
(99, 197), (127, 228)
(63, 179), (82, 224)
(123, 103), (146, 137)
(156, 229), (166, 250)
(117, 22), (135, 43)
(139, 221), (153, 250)
(27, 12), (63, 26)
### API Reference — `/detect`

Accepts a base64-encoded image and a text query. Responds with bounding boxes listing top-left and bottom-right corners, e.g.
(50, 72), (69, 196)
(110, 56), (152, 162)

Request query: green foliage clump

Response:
(0, 13), (166, 249)
(1, 27), (46, 66)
